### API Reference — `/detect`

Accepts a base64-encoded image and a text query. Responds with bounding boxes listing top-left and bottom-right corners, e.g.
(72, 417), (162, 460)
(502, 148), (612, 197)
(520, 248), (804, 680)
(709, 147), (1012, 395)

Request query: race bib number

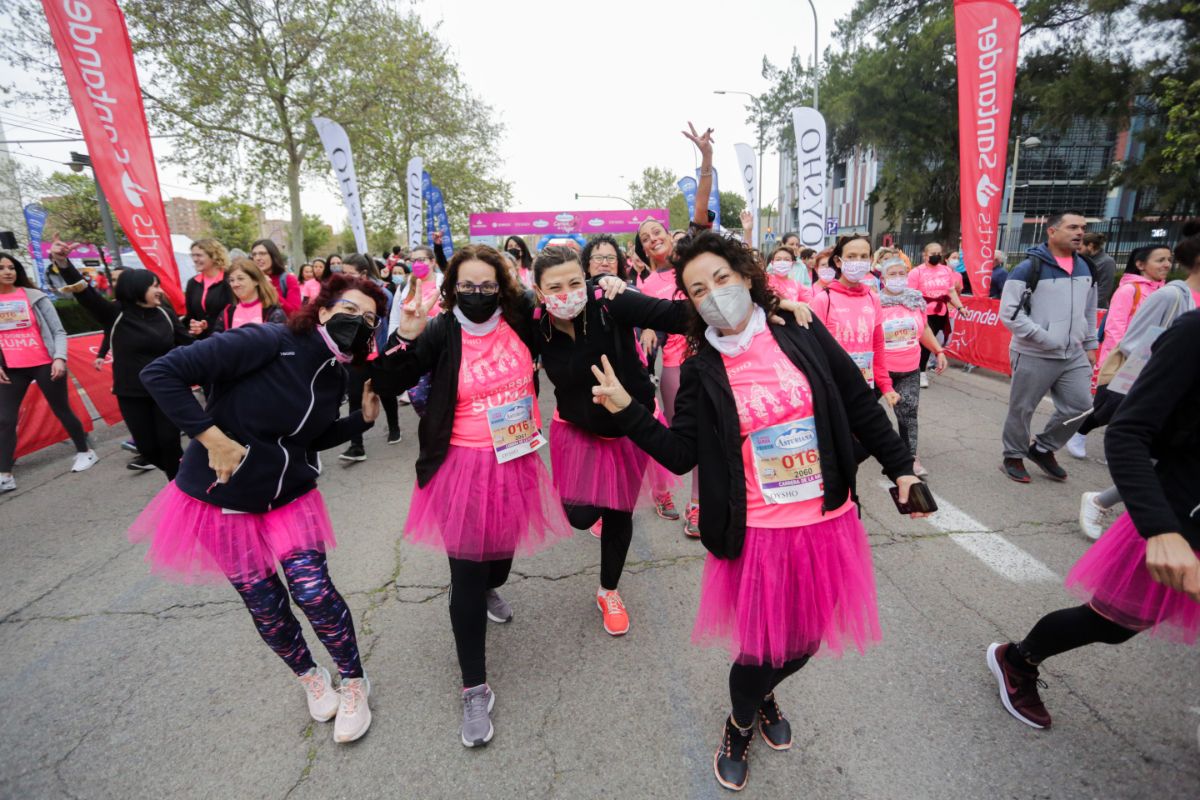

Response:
(1108, 326), (1164, 396)
(882, 316), (918, 350)
(0, 299), (32, 332)
(748, 417), (823, 505)
(487, 396), (545, 463)
(850, 351), (875, 387)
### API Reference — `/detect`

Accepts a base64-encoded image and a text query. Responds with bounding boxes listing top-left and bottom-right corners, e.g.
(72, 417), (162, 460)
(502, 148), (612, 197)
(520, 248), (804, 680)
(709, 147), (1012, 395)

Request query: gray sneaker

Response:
(485, 589), (512, 623)
(461, 684), (495, 747)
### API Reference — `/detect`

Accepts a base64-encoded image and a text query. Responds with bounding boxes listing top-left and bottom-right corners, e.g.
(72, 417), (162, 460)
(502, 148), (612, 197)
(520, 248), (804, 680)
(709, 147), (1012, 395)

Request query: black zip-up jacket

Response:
(611, 315), (915, 559)
(1105, 309), (1200, 548)
(141, 323), (372, 512)
(57, 261), (192, 397)
(370, 308), (539, 488)
(182, 274), (234, 339)
(538, 284), (688, 438)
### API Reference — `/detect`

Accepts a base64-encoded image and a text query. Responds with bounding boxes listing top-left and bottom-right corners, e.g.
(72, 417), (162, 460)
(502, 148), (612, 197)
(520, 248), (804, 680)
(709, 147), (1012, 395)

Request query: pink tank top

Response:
(450, 319), (541, 450)
(639, 268), (689, 367)
(722, 331), (853, 528)
(0, 289), (52, 369)
(879, 303), (925, 374)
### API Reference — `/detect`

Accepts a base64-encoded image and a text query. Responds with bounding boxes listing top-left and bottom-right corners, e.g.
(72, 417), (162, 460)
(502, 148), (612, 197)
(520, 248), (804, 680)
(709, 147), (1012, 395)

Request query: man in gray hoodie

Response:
(998, 211), (1099, 483)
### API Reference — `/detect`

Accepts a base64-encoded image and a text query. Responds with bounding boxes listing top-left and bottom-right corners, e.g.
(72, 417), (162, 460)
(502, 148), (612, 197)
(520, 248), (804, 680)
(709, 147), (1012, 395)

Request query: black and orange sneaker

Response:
(757, 693), (792, 750)
(714, 716), (752, 791)
(1000, 458), (1031, 483)
(986, 642), (1051, 729)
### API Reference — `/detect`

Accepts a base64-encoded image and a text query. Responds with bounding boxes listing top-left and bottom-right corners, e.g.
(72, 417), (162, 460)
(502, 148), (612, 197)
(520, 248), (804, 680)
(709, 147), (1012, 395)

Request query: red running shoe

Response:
(987, 642), (1051, 729)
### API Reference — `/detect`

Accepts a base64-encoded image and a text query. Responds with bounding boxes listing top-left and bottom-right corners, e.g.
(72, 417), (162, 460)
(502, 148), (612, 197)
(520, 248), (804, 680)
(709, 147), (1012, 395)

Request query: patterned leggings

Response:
(229, 550), (363, 679)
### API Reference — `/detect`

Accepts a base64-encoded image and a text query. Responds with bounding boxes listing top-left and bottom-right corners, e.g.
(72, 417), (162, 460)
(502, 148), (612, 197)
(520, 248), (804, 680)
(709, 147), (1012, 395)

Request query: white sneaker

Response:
(71, 450), (98, 472)
(0, 474), (15, 492)
(1066, 433), (1088, 460)
(1078, 492), (1108, 541)
(912, 458), (929, 478)
(298, 665), (340, 722)
(919, 372), (929, 389)
(333, 676), (371, 743)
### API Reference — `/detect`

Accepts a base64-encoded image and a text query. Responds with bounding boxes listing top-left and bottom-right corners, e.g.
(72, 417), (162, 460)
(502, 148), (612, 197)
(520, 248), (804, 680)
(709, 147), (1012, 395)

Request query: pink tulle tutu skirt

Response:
(550, 416), (676, 511)
(128, 483), (336, 583)
(693, 508), (880, 666)
(1066, 512), (1200, 644)
(404, 445), (572, 561)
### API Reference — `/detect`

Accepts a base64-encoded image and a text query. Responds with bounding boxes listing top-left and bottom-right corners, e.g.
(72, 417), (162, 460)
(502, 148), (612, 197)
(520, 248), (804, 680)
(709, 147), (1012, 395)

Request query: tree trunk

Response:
(287, 154), (305, 268)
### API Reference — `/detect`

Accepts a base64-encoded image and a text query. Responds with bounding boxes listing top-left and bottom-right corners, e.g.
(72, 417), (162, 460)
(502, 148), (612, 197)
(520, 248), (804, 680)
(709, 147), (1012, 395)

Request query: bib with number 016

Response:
(0, 299), (32, 332)
(748, 417), (823, 505)
(850, 351), (874, 387)
(882, 315), (918, 349)
(486, 396), (545, 463)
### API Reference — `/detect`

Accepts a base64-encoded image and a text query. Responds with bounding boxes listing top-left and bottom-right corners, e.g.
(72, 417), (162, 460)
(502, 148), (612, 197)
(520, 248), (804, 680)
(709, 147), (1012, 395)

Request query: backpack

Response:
(278, 272), (290, 300)
(1011, 253), (1094, 321)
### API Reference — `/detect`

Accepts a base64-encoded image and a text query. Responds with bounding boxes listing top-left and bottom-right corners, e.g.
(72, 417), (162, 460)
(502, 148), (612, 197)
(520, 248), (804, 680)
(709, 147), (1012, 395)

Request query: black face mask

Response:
(928, 254), (943, 265)
(506, 249), (522, 261)
(457, 292), (499, 323)
(325, 312), (373, 355)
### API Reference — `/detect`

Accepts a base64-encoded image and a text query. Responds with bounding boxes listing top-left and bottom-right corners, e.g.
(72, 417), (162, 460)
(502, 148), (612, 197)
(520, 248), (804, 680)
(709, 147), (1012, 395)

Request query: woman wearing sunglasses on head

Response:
(130, 274), (388, 745)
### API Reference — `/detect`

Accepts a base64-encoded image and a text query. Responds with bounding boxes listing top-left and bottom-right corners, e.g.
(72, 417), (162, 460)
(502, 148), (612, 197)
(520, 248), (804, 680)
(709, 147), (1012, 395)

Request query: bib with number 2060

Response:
(748, 417), (823, 505)
(486, 396), (545, 463)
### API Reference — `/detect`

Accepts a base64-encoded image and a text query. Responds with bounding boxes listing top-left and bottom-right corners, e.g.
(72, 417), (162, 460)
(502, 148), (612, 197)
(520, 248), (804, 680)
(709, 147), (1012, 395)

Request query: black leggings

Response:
(920, 313), (951, 372)
(564, 504), (634, 590)
(0, 363), (89, 472)
(728, 656), (811, 727)
(346, 364), (399, 445)
(1015, 604), (1139, 665)
(117, 395), (181, 479)
(1077, 384), (1121, 437)
(448, 556), (513, 687)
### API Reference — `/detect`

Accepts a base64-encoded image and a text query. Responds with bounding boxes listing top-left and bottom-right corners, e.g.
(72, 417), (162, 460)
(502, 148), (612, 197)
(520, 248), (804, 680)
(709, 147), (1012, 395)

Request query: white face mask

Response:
(697, 284), (753, 331)
(817, 266), (836, 283)
(884, 277), (908, 294)
(768, 260), (793, 276)
(543, 286), (588, 321)
(841, 259), (871, 283)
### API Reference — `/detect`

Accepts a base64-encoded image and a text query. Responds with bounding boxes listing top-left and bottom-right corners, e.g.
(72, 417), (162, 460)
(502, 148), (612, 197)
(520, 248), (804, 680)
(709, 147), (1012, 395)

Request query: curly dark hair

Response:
(669, 231), (778, 354)
(579, 234), (628, 280)
(287, 274), (389, 365)
(441, 244), (526, 329)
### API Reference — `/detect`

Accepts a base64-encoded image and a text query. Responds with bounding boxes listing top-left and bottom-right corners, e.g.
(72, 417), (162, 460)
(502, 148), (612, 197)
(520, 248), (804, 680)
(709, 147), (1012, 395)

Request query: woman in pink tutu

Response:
(987, 308), (1200, 731)
(371, 245), (573, 749)
(589, 231), (924, 792)
(132, 274), (388, 745)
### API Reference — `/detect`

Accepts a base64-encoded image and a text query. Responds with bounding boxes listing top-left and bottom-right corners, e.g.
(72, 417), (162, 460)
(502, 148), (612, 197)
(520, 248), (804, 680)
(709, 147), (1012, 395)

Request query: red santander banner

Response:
(945, 296), (1012, 375)
(954, 0), (1021, 297)
(42, 0), (184, 309)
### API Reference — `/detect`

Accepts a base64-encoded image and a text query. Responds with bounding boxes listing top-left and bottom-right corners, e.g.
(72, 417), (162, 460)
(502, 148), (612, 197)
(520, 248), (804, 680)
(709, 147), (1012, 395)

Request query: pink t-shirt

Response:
(722, 330), (853, 528)
(449, 319), (540, 449)
(199, 273), (223, 312)
(300, 279), (321, 303)
(1055, 256), (1074, 275)
(639, 268), (689, 367)
(879, 302), (926, 374)
(0, 289), (52, 368)
(230, 300), (264, 329)
(907, 263), (957, 316)
(811, 283), (894, 393)
(768, 274), (813, 304)
(1192, 289), (1200, 307)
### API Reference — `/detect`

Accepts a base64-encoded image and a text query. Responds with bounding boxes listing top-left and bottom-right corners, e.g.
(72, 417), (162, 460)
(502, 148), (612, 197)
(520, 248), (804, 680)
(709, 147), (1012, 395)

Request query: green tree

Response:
(627, 167), (679, 210)
(39, 172), (127, 249)
(299, 213), (332, 258)
(718, 191), (747, 231)
(667, 193), (689, 229)
(198, 196), (259, 252)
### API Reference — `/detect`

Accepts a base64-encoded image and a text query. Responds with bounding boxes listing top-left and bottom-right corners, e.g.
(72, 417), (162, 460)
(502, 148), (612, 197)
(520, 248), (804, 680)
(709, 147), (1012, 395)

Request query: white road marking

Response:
(879, 481), (1058, 583)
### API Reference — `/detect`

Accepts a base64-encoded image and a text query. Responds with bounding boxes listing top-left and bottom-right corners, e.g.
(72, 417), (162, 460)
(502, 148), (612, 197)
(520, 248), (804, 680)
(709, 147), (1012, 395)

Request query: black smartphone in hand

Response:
(889, 482), (938, 515)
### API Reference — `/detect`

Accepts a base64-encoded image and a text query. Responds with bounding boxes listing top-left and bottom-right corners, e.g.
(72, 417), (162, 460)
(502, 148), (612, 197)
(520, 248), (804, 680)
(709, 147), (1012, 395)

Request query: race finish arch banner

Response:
(469, 209), (669, 237)
(954, 0), (1021, 297)
(42, 0), (183, 309)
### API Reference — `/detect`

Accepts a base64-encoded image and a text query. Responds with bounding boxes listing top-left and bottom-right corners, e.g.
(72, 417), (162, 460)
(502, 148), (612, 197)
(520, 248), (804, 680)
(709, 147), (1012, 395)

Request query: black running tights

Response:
(448, 556), (513, 687)
(1016, 604), (1139, 665)
(564, 504), (634, 590)
(728, 656), (811, 728)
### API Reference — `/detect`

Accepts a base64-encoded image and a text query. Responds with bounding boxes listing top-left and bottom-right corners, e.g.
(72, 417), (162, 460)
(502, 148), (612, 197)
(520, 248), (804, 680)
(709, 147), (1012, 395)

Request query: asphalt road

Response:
(1, 365), (1197, 800)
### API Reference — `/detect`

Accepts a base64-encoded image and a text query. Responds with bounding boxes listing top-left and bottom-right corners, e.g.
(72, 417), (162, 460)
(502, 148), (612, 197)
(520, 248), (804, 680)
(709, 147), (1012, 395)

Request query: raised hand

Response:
(590, 354), (632, 413)
(49, 236), (79, 263)
(682, 122), (715, 161)
(399, 278), (434, 340)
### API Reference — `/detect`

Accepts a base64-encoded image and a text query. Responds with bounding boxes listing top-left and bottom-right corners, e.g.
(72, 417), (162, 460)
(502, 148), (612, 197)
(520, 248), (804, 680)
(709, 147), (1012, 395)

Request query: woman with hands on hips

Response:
(588, 231), (925, 793)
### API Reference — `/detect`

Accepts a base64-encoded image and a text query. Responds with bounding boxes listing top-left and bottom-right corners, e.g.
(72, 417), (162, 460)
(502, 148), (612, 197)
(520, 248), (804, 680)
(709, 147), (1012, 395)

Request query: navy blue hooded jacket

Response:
(140, 323), (372, 513)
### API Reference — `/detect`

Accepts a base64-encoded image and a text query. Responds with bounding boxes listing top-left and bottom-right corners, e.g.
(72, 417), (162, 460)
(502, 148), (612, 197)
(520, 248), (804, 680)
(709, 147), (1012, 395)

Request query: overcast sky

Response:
(3, 0), (854, 232)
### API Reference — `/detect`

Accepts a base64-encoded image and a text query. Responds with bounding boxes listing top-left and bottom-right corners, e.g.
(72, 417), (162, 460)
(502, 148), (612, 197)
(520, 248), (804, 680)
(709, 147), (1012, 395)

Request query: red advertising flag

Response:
(14, 378), (94, 460)
(66, 332), (123, 425)
(954, 0), (1021, 297)
(41, 0), (184, 309)
(945, 296), (1013, 375)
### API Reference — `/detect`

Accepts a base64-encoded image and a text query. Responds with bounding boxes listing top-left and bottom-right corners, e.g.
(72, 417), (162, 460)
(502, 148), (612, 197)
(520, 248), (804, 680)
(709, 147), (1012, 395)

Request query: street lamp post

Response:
(1004, 136), (1040, 253)
(806, 0), (819, 111)
(714, 90), (765, 247)
(574, 192), (634, 209)
(68, 151), (123, 271)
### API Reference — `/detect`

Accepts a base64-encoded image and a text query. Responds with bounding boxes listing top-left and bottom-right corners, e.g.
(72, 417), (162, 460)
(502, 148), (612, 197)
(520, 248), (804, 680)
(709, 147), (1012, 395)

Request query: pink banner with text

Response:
(469, 209), (669, 236)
